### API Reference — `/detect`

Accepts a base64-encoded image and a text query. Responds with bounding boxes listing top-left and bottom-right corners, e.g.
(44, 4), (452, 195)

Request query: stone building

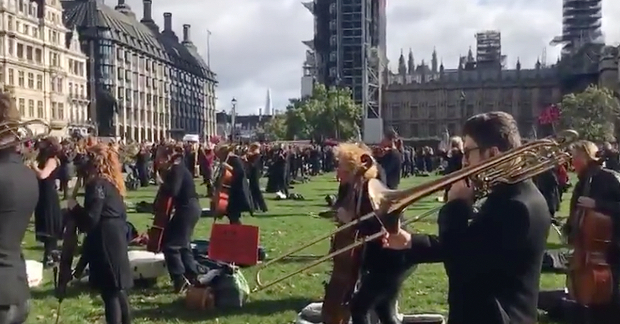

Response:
(383, 47), (561, 140)
(0, 0), (89, 134)
(62, 0), (217, 141)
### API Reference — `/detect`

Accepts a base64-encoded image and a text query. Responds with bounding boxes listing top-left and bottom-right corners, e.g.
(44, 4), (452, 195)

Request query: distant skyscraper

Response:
(264, 88), (273, 115)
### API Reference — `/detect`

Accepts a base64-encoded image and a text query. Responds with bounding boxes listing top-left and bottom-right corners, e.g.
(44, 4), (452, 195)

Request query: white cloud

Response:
(123, 0), (620, 115)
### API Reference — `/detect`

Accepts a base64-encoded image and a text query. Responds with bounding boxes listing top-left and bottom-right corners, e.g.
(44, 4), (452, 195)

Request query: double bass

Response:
(145, 146), (179, 253)
(566, 173), (614, 306)
(322, 154), (374, 324)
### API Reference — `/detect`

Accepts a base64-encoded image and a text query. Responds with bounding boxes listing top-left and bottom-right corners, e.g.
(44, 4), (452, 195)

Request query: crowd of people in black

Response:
(1, 82), (620, 324)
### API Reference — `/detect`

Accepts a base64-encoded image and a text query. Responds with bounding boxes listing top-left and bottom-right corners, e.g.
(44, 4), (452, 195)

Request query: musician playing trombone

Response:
(0, 92), (38, 324)
(383, 112), (551, 324)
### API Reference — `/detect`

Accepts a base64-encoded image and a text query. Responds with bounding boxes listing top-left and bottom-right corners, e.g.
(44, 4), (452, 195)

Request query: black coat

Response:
(0, 152), (39, 305)
(160, 163), (201, 247)
(266, 152), (287, 193)
(566, 165), (620, 301)
(76, 178), (132, 291)
(225, 155), (254, 215)
(246, 155), (267, 212)
(377, 149), (401, 189)
(437, 180), (551, 324)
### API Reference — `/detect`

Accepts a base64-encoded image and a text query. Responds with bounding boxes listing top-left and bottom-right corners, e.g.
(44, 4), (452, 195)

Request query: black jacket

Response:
(378, 149), (401, 189)
(565, 165), (620, 301)
(0, 151), (39, 305)
(76, 177), (133, 291)
(408, 180), (551, 324)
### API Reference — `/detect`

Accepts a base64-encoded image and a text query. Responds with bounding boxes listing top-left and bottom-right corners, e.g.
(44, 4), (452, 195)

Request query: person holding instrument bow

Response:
(561, 140), (620, 323)
(328, 143), (441, 324)
(66, 143), (132, 324)
(213, 144), (253, 224)
(383, 111), (551, 324)
(156, 143), (200, 293)
(0, 92), (38, 324)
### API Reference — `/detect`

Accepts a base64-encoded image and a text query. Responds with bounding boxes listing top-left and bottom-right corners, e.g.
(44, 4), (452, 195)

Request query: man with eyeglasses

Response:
(383, 111), (551, 324)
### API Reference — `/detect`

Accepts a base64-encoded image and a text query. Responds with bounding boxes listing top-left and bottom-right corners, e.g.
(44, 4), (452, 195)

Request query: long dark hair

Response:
(35, 136), (61, 165)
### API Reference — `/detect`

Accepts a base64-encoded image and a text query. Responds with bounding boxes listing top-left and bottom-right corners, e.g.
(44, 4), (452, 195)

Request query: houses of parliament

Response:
(381, 31), (619, 140)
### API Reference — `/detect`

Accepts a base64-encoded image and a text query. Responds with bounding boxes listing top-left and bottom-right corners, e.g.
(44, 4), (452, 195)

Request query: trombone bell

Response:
(0, 119), (51, 150)
(366, 178), (411, 217)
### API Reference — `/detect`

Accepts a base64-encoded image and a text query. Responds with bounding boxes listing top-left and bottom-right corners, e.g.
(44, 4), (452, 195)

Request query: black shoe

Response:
(172, 276), (190, 294)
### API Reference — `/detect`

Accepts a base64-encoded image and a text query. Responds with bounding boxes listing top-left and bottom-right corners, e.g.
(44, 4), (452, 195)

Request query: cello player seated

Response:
(384, 111), (552, 324)
(540, 140), (620, 324)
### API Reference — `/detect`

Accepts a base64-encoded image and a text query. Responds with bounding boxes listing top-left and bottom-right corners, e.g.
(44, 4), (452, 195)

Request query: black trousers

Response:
(42, 236), (58, 266)
(0, 301), (29, 324)
(101, 290), (131, 324)
(350, 272), (401, 324)
(163, 199), (200, 281)
(228, 210), (242, 224)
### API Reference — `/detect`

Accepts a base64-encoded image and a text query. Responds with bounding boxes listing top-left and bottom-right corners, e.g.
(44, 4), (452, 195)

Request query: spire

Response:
(516, 57), (521, 70)
(431, 47), (438, 73)
(265, 88), (273, 115)
(467, 47), (474, 62)
(407, 48), (414, 74)
(398, 49), (406, 75)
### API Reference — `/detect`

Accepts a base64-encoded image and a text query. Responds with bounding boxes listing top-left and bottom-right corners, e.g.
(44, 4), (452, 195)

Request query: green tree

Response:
(559, 85), (620, 142)
(263, 114), (287, 140)
(284, 83), (362, 140)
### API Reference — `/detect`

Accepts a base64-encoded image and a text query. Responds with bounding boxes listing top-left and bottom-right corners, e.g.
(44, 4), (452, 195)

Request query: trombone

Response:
(251, 130), (578, 293)
(0, 118), (53, 150)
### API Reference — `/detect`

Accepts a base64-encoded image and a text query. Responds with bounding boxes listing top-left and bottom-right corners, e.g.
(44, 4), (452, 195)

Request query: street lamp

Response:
(335, 76), (341, 140)
(230, 97), (237, 142)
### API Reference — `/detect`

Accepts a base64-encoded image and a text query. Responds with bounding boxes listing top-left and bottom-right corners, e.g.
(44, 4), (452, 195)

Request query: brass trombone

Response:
(0, 118), (53, 150)
(251, 130), (578, 293)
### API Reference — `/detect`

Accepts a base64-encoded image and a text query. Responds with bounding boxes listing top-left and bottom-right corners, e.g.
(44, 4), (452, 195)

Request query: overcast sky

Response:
(122, 0), (620, 115)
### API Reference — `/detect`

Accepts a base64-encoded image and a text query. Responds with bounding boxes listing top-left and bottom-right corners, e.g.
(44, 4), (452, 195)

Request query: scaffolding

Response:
(550, 0), (603, 56)
(311, 0), (385, 142)
(475, 31), (502, 64)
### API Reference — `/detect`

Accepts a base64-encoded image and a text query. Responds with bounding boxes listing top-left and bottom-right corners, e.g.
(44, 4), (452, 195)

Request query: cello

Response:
(566, 173), (614, 306)
(211, 154), (234, 217)
(146, 145), (179, 253)
(322, 154), (375, 324)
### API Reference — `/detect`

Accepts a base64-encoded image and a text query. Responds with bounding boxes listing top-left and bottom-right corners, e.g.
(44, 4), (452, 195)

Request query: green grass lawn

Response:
(24, 173), (569, 323)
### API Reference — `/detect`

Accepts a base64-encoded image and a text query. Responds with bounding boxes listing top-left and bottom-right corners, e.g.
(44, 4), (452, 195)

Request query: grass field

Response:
(24, 173), (569, 324)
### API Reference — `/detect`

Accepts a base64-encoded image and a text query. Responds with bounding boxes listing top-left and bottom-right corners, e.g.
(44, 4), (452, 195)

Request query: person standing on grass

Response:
(0, 92), (38, 324)
(561, 140), (620, 324)
(154, 143), (201, 293)
(383, 111), (551, 324)
(213, 143), (254, 224)
(29, 136), (63, 268)
(375, 129), (401, 190)
(325, 142), (442, 324)
(67, 143), (133, 324)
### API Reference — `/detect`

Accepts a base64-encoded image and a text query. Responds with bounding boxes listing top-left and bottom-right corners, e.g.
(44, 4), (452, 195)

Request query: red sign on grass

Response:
(208, 224), (260, 266)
